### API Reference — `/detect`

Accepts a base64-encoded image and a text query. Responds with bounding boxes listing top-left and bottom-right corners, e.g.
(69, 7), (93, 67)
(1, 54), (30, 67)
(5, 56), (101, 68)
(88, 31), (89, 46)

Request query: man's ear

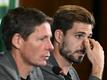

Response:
(54, 29), (63, 44)
(12, 33), (24, 49)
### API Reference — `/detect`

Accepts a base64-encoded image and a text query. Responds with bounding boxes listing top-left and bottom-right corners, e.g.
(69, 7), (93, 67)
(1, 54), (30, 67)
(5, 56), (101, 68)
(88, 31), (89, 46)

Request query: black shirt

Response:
(64, 72), (72, 80)
(21, 75), (30, 80)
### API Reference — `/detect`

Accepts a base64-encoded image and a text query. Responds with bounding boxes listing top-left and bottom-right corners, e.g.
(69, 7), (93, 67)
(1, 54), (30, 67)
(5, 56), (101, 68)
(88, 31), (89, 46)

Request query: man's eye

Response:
(75, 35), (84, 39)
(40, 37), (45, 41)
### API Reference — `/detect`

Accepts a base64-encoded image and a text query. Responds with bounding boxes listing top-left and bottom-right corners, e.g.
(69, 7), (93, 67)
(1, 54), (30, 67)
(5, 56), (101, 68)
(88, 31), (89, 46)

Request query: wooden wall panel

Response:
(19, 0), (107, 80)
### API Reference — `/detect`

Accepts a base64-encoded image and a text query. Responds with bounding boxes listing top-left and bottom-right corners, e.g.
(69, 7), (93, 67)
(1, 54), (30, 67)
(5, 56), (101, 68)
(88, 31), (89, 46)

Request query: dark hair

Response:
(52, 5), (95, 38)
(1, 7), (53, 50)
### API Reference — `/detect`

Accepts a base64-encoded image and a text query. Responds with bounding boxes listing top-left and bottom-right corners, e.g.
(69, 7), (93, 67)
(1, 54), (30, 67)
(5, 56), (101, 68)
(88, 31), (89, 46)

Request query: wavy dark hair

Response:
(52, 5), (95, 42)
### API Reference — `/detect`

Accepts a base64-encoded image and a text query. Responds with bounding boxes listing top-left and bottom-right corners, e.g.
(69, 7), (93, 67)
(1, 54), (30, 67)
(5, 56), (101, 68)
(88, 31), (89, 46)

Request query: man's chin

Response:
(42, 61), (47, 66)
(34, 61), (47, 67)
(73, 56), (84, 64)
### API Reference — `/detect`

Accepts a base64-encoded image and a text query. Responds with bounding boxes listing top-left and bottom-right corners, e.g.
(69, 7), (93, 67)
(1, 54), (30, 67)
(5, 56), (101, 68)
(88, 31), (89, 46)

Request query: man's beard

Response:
(59, 42), (86, 64)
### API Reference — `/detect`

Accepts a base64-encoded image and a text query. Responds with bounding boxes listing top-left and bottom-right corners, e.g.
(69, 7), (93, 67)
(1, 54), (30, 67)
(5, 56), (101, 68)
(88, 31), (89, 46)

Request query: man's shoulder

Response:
(0, 53), (7, 63)
(31, 67), (44, 80)
(0, 53), (19, 80)
(40, 65), (64, 80)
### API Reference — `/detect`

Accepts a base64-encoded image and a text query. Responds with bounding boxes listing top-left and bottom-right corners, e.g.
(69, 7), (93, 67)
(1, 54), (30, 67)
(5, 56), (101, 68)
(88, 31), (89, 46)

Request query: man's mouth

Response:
(45, 56), (50, 60)
(76, 50), (85, 54)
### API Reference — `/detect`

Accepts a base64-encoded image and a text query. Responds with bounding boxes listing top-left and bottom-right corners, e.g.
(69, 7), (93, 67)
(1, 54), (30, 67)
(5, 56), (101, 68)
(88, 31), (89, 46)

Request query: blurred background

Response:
(0, 0), (107, 80)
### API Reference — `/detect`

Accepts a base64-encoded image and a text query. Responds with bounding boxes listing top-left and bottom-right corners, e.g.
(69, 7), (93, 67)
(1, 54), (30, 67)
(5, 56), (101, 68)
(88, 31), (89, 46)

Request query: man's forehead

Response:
(66, 22), (93, 35)
(72, 22), (92, 31)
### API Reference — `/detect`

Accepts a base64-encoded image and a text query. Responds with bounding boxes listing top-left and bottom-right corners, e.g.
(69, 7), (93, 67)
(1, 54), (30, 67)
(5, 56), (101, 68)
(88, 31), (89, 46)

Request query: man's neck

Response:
(53, 51), (72, 75)
(12, 50), (33, 79)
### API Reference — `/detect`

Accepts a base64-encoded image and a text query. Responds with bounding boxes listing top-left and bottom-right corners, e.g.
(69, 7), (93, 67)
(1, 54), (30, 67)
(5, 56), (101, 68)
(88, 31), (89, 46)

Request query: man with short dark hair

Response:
(41, 5), (104, 80)
(0, 7), (54, 80)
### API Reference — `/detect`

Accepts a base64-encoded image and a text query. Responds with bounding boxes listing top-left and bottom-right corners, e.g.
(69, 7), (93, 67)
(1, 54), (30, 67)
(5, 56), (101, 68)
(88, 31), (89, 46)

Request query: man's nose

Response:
(47, 40), (54, 51)
(82, 38), (89, 48)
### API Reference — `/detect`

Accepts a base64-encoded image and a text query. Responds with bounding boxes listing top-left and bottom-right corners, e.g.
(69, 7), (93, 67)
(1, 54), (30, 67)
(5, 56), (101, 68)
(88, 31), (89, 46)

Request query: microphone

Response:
(52, 66), (63, 75)
(52, 66), (72, 80)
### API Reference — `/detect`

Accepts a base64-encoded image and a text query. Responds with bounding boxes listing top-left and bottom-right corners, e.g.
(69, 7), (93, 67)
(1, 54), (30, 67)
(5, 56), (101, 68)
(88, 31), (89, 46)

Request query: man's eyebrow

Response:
(74, 32), (86, 34)
(75, 32), (92, 35)
(74, 32), (93, 37)
(42, 34), (52, 38)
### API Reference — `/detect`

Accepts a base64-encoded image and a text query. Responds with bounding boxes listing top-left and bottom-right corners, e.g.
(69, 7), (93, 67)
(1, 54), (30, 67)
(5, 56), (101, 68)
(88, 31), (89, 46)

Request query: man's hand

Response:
(84, 39), (104, 79)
